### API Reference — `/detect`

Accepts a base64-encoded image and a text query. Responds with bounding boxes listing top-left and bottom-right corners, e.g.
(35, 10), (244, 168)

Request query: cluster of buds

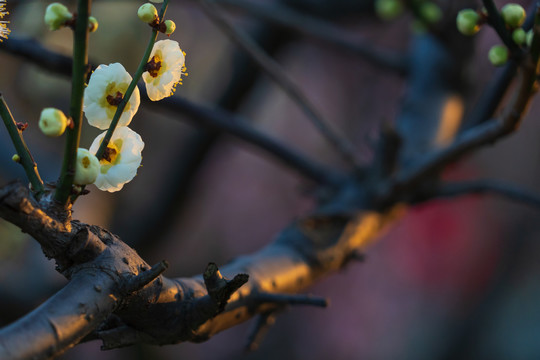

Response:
(375, 0), (442, 30)
(456, 3), (528, 67)
(44, 2), (98, 32)
(138, 2), (176, 36)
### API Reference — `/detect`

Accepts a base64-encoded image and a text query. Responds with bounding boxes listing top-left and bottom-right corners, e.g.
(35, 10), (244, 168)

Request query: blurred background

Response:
(2, 0), (540, 359)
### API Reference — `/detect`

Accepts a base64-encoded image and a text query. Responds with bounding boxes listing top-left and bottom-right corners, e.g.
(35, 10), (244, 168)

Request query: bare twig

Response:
(253, 293), (328, 307)
(433, 180), (540, 210)
(196, 0), (361, 168)
(214, 0), (409, 74)
(0, 95), (44, 195)
(155, 96), (348, 187)
(245, 311), (277, 352)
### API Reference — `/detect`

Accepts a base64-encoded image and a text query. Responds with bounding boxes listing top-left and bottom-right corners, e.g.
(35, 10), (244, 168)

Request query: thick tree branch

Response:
(0, 182), (403, 357)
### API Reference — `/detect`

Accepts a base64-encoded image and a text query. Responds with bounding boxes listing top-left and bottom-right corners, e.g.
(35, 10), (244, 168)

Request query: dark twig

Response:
(433, 180), (540, 210)
(196, 0), (361, 168)
(0, 34), (74, 77)
(0, 95), (44, 195)
(155, 96), (348, 187)
(214, 0), (409, 74)
(123, 260), (169, 294)
(253, 292), (328, 307)
(245, 311), (277, 352)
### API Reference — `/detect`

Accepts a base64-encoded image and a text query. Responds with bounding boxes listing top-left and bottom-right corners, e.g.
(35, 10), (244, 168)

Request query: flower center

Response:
(145, 55), (162, 78)
(99, 139), (123, 174)
(106, 91), (124, 106)
(99, 81), (130, 119)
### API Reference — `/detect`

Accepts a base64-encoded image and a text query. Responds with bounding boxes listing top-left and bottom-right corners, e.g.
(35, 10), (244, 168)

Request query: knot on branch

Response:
(57, 227), (107, 275)
(203, 262), (249, 313)
(122, 260), (168, 294)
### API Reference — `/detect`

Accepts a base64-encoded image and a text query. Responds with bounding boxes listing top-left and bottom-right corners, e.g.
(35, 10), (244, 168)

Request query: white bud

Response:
(39, 108), (67, 137)
(164, 20), (176, 35)
(44, 3), (73, 31)
(74, 148), (100, 185)
(138, 3), (158, 24)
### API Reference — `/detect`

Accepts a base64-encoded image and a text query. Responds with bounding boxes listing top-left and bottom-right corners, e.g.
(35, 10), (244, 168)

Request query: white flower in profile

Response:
(84, 63), (140, 130)
(89, 126), (144, 192)
(142, 39), (187, 101)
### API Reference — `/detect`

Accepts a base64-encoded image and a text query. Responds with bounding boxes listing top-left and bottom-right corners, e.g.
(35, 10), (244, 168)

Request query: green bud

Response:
(138, 3), (158, 24)
(512, 28), (526, 45)
(419, 2), (442, 24)
(74, 148), (100, 185)
(488, 45), (508, 66)
(39, 108), (67, 137)
(501, 3), (526, 28)
(164, 19), (176, 35)
(526, 29), (534, 47)
(456, 9), (480, 36)
(44, 3), (73, 31)
(375, 0), (403, 21)
(88, 16), (98, 32)
(11, 154), (20, 163)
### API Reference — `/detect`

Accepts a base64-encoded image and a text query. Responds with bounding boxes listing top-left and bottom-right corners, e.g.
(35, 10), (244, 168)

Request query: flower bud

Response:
(526, 29), (534, 47)
(88, 16), (98, 32)
(44, 3), (73, 31)
(11, 154), (20, 163)
(501, 3), (526, 28)
(374, 0), (403, 21)
(456, 9), (480, 36)
(488, 45), (508, 66)
(74, 148), (100, 185)
(164, 19), (176, 35)
(39, 108), (67, 137)
(138, 3), (158, 24)
(419, 2), (442, 24)
(512, 28), (526, 45)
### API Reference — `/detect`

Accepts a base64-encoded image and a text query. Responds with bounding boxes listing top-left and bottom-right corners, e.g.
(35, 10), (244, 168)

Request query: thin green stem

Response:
(0, 94), (45, 195)
(96, 0), (169, 160)
(55, 0), (90, 205)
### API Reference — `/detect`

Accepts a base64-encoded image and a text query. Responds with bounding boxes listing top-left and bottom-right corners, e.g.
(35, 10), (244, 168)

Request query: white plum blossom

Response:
(89, 126), (144, 192)
(142, 39), (187, 101)
(84, 63), (140, 130)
